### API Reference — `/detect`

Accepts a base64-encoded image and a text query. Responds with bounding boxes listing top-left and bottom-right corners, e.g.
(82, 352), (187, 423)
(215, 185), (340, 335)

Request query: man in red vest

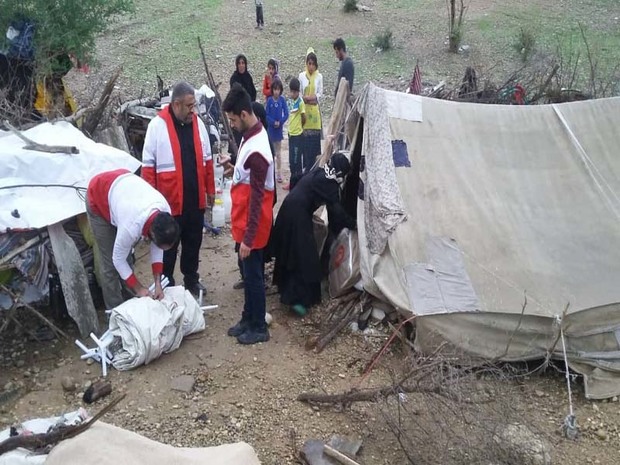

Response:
(86, 169), (180, 309)
(142, 81), (215, 296)
(222, 83), (275, 344)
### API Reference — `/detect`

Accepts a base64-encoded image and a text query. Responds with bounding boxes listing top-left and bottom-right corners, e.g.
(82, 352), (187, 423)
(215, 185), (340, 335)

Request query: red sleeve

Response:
(242, 152), (269, 247)
(125, 273), (138, 288)
(262, 75), (271, 98)
(151, 262), (163, 275)
(204, 158), (215, 195)
(142, 166), (156, 188)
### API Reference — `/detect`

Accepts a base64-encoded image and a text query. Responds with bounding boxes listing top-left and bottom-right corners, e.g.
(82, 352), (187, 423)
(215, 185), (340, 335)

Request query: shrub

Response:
(373, 29), (393, 51)
(343, 0), (358, 13)
(514, 28), (536, 62)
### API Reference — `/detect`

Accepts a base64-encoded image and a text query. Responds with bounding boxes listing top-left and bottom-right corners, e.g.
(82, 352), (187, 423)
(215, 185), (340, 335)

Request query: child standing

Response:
(255, 0), (264, 30)
(286, 77), (306, 189)
(262, 58), (279, 101)
(266, 79), (289, 183)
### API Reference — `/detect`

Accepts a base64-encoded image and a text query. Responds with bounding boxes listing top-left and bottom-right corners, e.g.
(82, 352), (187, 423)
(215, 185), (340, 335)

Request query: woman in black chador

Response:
(272, 152), (355, 316)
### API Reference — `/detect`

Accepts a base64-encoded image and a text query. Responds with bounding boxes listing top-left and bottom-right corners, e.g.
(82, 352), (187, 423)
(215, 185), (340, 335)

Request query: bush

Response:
(514, 28), (536, 62)
(373, 29), (393, 51)
(0, 0), (134, 74)
(343, 0), (358, 13)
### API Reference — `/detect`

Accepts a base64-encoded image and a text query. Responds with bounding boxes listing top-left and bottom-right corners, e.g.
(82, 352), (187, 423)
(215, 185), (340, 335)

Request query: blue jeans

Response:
(288, 134), (304, 178)
(240, 247), (266, 330)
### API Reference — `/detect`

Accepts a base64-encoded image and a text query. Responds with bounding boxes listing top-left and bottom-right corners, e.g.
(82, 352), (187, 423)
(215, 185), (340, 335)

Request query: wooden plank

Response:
(47, 222), (99, 338)
(319, 77), (350, 166)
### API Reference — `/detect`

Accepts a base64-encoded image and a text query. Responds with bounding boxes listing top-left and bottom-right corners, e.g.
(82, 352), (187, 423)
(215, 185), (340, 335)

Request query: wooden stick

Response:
(324, 444), (361, 465)
(0, 285), (69, 339)
(319, 77), (350, 166)
(82, 67), (122, 136)
(197, 37), (238, 155)
(314, 294), (360, 353)
(0, 394), (126, 455)
(4, 120), (79, 154)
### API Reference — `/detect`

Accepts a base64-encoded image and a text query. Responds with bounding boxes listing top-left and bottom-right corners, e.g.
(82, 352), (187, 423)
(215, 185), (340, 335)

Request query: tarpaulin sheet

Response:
(0, 122), (140, 233)
(353, 84), (620, 398)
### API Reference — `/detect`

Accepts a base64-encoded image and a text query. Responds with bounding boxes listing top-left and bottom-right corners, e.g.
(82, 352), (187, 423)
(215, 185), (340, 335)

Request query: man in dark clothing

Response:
(222, 83), (275, 345)
(333, 38), (354, 97)
(142, 81), (216, 296)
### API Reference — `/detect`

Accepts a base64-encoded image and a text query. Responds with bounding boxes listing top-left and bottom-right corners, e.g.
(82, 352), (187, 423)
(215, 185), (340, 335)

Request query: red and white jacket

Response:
(141, 106), (215, 215)
(231, 124), (274, 249)
(87, 169), (171, 288)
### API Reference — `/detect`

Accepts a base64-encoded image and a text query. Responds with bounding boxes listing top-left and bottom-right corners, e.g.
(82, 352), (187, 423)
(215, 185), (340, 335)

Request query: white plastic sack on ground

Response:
(109, 286), (204, 371)
(0, 410), (85, 465)
(45, 422), (260, 465)
(329, 228), (361, 297)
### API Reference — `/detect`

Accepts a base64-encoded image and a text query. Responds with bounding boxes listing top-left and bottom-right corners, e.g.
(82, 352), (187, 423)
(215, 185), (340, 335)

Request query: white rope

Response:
(556, 315), (579, 439)
(552, 104), (620, 219)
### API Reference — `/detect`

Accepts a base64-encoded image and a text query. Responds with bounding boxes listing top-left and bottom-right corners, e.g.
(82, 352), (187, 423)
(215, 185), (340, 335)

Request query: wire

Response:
(0, 183), (86, 192)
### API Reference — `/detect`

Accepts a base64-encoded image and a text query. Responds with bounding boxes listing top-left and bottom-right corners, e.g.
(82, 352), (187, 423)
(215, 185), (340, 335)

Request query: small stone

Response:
(172, 404), (180, 409)
(595, 429), (608, 440)
(612, 396), (618, 402)
(86, 358), (95, 366)
(61, 376), (76, 392)
(23, 371), (31, 378)
(592, 403), (599, 412)
(338, 373), (346, 379)
(84, 370), (91, 375)
(84, 380), (92, 389)
(534, 390), (545, 398)
(171, 375), (195, 393)
(3, 382), (15, 392)
(15, 360), (25, 368)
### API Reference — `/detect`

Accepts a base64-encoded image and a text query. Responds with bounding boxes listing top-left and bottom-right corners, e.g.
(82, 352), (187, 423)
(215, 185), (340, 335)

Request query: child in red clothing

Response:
(262, 58), (279, 101)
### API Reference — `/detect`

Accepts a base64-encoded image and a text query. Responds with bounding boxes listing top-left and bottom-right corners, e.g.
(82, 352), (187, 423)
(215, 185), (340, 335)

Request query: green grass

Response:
(100, 0), (222, 87)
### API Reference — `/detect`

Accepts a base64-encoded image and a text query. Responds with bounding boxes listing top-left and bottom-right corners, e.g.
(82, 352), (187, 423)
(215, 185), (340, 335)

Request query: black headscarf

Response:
(324, 152), (351, 184)
(230, 54), (257, 102)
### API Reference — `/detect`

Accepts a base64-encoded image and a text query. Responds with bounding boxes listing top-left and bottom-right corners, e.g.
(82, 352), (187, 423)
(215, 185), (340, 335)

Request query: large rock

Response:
(493, 424), (551, 465)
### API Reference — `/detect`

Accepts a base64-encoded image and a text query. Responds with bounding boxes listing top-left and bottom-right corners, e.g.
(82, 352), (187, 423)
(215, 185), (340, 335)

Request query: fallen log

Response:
(0, 394), (126, 455)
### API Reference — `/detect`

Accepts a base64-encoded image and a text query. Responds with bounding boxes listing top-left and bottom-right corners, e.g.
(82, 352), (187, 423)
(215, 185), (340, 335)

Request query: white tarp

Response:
(351, 84), (620, 398)
(0, 122), (140, 233)
(1, 418), (260, 465)
(45, 422), (260, 465)
(109, 286), (205, 371)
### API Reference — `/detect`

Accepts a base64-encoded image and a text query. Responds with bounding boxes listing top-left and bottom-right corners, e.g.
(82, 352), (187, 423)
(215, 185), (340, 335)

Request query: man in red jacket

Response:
(86, 169), (180, 309)
(142, 81), (215, 296)
(222, 83), (274, 344)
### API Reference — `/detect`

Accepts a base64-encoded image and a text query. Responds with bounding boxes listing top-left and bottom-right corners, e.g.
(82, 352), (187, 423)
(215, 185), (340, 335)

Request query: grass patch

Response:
(513, 28), (536, 62)
(343, 0), (358, 13)
(100, 0), (223, 89)
(373, 29), (394, 51)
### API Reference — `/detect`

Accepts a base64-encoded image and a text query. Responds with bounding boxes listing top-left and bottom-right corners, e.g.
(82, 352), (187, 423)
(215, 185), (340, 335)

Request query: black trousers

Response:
(163, 208), (204, 287)
(256, 5), (264, 26)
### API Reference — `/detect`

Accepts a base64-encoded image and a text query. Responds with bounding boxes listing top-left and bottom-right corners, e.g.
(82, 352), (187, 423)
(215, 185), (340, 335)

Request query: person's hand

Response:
(153, 281), (165, 300)
(207, 194), (215, 207)
(135, 285), (150, 298)
(223, 165), (234, 177)
(238, 242), (251, 260)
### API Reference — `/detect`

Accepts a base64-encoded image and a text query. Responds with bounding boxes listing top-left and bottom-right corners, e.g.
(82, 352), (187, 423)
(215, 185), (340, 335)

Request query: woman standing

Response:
(228, 54), (257, 160)
(272, 153), (355, 316)
(229, 54), (257, 102)
(298, 48), (323, 174)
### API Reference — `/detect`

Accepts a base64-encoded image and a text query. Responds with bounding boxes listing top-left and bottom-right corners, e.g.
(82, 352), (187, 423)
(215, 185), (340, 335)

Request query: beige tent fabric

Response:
(353, 84), (620, 398)
(45, 422), (260, 465)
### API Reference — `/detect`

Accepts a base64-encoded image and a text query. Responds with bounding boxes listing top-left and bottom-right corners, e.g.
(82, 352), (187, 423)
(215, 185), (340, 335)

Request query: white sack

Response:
(109, 286), (204, 371)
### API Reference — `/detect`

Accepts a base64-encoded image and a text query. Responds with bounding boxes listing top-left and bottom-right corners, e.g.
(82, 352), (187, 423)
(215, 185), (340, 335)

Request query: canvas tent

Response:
(349, 83), (620, 399)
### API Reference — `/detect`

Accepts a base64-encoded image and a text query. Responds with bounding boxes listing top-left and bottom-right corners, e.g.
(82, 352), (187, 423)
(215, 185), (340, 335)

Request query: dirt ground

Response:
(2, 0), (620, 463)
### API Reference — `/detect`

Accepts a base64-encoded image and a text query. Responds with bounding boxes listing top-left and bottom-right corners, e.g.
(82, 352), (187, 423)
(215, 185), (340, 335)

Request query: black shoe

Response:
(186, 281), (206, 296)
(233, 280), (245, 290)
(227, 320), (250, 337)
(237, 327), (270, 345)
